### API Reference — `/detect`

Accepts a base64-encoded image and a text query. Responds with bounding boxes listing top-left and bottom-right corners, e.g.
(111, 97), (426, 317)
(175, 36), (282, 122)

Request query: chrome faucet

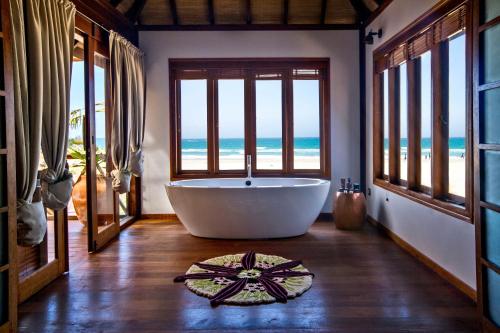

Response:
(247, 155), (252, 179)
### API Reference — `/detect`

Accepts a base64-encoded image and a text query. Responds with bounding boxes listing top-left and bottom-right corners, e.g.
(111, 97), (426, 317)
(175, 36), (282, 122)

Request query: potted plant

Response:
(69, 102), (114, 226)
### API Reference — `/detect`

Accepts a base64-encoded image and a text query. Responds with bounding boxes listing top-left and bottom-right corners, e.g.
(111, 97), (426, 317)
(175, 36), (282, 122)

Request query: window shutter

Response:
(408, 28), (434, 59)
(388, 43), (407, 68)
(382, 5), (467, 62)
(434, 6), (466, 43)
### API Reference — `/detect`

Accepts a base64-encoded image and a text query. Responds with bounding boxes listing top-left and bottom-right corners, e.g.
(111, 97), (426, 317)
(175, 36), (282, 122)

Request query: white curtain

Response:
(37, 0), (76, 210)
(109, 31), (146, 193)
(10, 0), (75, 245)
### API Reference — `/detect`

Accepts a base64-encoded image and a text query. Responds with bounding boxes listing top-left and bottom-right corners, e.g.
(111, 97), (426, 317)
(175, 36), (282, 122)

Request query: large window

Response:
(170, 59), (330, 178)
(373, 5), (471, 220)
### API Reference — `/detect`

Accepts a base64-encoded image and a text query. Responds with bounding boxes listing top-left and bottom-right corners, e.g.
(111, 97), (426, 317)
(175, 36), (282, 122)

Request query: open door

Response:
(75, 15), (141, 253)
(82, 32), (120, 252)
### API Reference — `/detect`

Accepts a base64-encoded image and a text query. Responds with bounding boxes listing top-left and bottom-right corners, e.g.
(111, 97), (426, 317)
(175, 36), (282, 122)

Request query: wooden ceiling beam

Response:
(246, 0), (252, 24)
(137, 23), (361, 31)
(169, 0), (179, 25)
(349, 0), (372, 23)
(283, 0), (289, 24)
(110, 0), (124, 7)
(208, 0), (215, 24)
(320, 0), (328, 24)
(126, 0), (148, 23)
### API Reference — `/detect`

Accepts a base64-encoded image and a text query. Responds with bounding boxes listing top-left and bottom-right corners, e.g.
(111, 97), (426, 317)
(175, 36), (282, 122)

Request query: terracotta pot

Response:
(72, 174), (114, 226)
(334, 192), (367, 230)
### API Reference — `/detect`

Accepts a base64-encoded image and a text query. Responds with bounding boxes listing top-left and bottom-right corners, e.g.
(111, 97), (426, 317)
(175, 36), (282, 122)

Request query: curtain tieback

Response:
(111, 169), (131, 194)
(17, 199), (47, 246)
(40, 168), (73, 210)
(129, 149), (144, 177)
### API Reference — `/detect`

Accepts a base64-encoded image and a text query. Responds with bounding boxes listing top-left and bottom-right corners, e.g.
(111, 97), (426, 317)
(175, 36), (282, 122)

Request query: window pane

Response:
(383, 70), (389, 176)
(181, 80), (207, 170)
(256, 80), (282, 170)
(400, 63), (408, 181)
(448, 33), (466, 198)
(420, 51), (432, 188)
(94, 53), (114, 230)
(218, 80), (245, 170)
(481, 88), (500, 144)
(481, 24), (500, 85)
(293, 80), (320, 169)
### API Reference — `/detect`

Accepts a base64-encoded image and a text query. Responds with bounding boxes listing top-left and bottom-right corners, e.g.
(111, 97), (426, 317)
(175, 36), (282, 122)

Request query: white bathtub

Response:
(165, 177), (330, 239)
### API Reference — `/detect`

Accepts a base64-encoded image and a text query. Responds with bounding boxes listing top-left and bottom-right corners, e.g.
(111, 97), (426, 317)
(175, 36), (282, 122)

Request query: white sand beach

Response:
(181, 155), (321, 172)
(386, 155), (466, 197)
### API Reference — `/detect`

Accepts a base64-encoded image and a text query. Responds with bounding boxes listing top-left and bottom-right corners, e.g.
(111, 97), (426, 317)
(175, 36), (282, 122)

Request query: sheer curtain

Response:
(109, 31), (146, 193)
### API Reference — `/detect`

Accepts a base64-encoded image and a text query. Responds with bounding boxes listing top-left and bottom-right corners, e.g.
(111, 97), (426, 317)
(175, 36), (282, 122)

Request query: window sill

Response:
(373, 178), (471, 223)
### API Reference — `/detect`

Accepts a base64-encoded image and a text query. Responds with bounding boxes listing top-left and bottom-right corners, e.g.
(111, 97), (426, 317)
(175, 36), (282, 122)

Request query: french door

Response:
(77, 27), (121, 252)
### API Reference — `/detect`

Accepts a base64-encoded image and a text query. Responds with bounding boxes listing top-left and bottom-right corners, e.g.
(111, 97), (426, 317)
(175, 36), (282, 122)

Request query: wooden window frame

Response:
(372, 0), (473, 222)
(169, 58), (331, 180)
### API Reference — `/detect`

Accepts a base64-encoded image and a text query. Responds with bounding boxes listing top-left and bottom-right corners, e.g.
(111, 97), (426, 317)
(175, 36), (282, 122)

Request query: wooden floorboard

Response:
(18, 219), (479, 333)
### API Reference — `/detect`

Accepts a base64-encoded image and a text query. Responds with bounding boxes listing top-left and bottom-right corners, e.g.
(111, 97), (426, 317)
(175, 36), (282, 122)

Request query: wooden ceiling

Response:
(109, 0), (387, 30)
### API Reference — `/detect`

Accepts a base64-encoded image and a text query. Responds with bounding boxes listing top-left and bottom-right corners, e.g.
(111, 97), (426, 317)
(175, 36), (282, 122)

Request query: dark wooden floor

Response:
(18, 219), (479, 333)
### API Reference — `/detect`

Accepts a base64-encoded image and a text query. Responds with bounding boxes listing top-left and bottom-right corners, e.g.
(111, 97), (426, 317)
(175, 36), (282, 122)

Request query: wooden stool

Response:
(334, 192), (366, 230)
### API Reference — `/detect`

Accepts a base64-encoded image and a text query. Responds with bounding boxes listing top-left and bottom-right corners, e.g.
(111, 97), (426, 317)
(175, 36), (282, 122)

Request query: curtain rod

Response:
(77, 11), (110, 34)
(76, 11), (141, 52)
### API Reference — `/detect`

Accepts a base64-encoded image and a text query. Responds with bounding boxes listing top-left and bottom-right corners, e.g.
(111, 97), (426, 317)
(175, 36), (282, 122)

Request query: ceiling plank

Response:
(208, 0), (215, 24)
(349, 0), (372, 23)
(283, 0), (289, 24)
(246, 0), (252, 24)
(126, 0), (148, 23)
(320, 0), (327, 24)
(110, 0), (124, 7)
(169, 0), (179, 25)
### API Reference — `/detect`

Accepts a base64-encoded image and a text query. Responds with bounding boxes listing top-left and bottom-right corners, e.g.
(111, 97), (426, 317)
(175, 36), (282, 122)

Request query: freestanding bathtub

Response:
(165, 178), (330, 239)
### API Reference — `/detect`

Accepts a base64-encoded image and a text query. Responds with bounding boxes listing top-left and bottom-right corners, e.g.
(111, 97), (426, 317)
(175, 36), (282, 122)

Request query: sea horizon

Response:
(92, 136), (467, 157)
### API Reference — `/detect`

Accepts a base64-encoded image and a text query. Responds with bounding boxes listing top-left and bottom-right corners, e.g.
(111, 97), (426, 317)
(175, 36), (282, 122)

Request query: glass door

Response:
(86, 39), (120, 252)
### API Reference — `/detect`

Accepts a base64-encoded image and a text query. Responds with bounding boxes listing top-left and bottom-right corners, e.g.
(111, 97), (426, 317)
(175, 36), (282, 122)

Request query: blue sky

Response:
(70, 61), (106, 141)
(180, 78), (320, 139)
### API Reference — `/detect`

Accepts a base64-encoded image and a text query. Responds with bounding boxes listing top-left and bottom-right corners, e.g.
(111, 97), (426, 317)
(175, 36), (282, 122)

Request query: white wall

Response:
(139, 30), (360, 214)
(365, 0), (476, 289)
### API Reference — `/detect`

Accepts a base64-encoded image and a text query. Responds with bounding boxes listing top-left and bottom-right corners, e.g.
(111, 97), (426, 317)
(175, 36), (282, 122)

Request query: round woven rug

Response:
(174, 251), (314, 306)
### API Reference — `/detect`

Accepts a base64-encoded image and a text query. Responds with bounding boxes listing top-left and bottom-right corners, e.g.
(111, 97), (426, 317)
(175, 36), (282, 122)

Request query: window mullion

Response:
(431, 41), (449, 198)
(207, 75), (216, 175)
(407, 58), (421, 190)
(389, 67), (401, 183)
(284, 70), (293, 173)
(373, 72), (384, 180)
(245, 74), (256, 173)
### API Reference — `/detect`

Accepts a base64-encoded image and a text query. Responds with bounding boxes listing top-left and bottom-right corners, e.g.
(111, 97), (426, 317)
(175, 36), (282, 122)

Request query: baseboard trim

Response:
(367, 216), (476, 301)
(142, 213), (333, 222)
(140, 214), (178, 220)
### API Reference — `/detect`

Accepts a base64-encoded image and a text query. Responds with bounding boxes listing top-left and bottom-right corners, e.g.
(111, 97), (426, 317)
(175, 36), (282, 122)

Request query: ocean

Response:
(181, 137), (319, 157)
(386, 137), (466, 157)
(96, 137), (466, 157)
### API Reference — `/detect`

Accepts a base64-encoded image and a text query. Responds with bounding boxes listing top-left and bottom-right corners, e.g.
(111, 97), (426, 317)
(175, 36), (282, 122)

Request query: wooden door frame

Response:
(0, 0), (18, 329)
(77, 14), (141, 251)
(17, 211), (67, 303)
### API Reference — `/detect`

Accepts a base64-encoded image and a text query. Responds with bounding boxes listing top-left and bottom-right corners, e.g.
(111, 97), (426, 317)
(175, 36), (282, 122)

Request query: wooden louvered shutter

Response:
(388, 43), (407, 68)
(434, 5), (466, 44)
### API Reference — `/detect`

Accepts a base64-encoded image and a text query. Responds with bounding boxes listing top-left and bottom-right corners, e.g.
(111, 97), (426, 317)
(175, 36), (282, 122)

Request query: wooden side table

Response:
(334, 192), (367, 230)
